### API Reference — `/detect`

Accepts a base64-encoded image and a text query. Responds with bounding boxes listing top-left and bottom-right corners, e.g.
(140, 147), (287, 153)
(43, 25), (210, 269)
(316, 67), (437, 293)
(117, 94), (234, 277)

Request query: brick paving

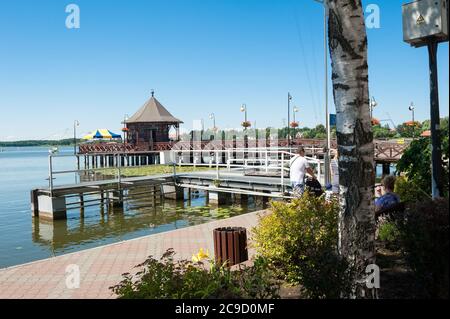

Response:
(0, 211), (265, 299)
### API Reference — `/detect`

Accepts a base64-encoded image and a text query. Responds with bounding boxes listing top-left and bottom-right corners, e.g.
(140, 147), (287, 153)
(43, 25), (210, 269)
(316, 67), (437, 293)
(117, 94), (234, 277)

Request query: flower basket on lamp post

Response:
(241, 121), (251, 129)
(371, 118), (380, 126)
(290, 122), (299, 128)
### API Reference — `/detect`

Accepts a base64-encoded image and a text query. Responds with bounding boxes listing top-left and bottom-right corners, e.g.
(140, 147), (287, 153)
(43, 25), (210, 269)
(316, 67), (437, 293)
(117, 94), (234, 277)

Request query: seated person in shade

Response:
(375, 175), (400, 211)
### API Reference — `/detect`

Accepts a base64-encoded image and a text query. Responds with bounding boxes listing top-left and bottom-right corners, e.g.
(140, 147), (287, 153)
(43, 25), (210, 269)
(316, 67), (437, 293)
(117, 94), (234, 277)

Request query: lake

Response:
(0, 147), (262, 269)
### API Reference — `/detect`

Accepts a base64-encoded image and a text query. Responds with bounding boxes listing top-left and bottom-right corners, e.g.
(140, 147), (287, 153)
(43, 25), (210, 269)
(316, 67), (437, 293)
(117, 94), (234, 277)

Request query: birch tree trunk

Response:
(327, 0), (376, 298)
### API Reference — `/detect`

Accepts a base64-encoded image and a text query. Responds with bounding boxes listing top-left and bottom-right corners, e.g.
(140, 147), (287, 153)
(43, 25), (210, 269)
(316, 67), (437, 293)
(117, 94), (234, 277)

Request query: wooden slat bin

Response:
(213, 227), (248, 267)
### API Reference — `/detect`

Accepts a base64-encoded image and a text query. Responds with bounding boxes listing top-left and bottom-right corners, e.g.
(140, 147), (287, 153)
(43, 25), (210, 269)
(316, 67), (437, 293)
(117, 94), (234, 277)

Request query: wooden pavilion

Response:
(124, 91), (183, 149)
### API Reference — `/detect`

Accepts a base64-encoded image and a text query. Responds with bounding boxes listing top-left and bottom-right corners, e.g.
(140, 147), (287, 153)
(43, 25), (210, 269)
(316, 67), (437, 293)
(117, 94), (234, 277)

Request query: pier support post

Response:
(108, 190), (124, 209)
(162, 184), (184, 200)
(31, 189), (39, 217)
(37, 195), (67, 220)
(209, 190), (230, 205)
(254, 195), (270, 209)
(233, 193), (249, 206)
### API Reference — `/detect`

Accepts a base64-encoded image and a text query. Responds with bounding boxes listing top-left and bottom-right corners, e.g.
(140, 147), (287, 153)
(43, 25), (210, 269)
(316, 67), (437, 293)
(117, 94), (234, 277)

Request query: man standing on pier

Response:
(289, 146), (317, 197)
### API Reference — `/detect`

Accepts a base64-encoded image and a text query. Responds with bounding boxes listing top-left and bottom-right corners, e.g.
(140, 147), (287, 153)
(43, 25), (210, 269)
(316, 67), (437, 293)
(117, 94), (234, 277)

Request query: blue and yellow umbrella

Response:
(82, 129), (122, 140)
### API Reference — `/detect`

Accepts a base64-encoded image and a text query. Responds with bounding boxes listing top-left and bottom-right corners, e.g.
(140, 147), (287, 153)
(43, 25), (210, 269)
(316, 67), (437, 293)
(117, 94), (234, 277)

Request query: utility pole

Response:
(323, 0), (331, 185)
(428, 40), (444, 198)
(315, 0), (331, 185)
(402, 0), (447, 198)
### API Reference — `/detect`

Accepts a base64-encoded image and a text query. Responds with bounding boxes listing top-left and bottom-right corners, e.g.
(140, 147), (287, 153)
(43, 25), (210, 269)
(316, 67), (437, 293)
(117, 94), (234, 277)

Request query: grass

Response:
(98, 165), (216, 177)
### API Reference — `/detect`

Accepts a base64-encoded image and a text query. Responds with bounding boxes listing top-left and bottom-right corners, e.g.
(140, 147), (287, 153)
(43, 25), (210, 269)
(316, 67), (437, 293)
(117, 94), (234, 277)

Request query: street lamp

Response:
(291, 106), (299, 140)
(293, 106), (299, 124)
(287, 93), (292, 147)
(409, 102), (415, 138)
(370, 96), (377, 119)
(73, 120), (79, 155)
(122, 114), (129, 146)
(240, 104), (250, 130)
(209, 113), (216, 132)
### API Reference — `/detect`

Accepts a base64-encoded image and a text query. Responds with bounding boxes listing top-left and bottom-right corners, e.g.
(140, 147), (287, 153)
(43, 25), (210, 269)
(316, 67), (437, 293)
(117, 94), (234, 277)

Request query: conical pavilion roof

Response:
(126, 95), (183, 124)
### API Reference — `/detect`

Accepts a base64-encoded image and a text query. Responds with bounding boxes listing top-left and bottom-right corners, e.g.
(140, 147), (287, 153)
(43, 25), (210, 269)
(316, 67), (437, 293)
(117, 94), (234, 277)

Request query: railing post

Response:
(265, 150), (268, 173)
(117, 153), (122, 185)
(216, 150), (220, 180)
(48, 155), (54, 196)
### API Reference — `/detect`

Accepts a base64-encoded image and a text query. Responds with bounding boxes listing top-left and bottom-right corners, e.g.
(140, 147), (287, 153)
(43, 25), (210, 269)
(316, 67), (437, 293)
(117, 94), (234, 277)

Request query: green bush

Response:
(252, 192), (353, 298)
(394, 198), (449, 298)
(394, 176), (430, 203)
(396, 117), (449, 197)
(110, 248), (280, 299)
(378, 220), (400, 244)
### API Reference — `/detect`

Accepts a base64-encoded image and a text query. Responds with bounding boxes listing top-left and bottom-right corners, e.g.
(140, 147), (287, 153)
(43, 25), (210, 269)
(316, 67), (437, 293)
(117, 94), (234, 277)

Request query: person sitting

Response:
(375, 175), (400, 211)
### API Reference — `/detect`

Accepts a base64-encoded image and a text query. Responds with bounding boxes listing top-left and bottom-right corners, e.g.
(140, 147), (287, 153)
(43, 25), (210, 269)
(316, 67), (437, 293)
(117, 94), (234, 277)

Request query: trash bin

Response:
(213, 227), (248, 267)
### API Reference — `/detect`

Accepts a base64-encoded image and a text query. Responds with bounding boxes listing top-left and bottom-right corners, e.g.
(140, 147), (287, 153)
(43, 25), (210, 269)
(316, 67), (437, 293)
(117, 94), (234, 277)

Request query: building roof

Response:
(126, 94), (183, 124)
(420, 130), (431, 137)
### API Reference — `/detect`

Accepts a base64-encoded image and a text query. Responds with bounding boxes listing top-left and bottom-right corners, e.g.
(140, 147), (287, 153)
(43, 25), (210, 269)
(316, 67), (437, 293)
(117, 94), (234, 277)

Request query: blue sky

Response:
(0, 0), (448, 140)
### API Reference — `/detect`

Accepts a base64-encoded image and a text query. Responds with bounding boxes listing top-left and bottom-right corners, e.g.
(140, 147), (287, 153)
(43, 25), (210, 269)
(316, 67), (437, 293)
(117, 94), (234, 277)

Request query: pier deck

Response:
(31, 169), (293, 220)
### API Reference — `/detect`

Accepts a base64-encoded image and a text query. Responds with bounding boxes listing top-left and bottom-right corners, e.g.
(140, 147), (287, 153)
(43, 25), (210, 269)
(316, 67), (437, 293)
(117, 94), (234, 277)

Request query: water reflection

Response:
(31, 189), (261, 255)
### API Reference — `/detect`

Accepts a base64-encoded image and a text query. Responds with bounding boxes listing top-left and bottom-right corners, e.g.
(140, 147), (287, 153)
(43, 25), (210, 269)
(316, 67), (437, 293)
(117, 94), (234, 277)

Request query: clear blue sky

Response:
(0, 0), (448, 140)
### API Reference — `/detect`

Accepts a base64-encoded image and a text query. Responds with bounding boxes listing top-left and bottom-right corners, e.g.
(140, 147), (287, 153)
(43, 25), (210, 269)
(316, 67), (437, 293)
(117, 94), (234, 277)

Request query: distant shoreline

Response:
(0, 139), (79, 148)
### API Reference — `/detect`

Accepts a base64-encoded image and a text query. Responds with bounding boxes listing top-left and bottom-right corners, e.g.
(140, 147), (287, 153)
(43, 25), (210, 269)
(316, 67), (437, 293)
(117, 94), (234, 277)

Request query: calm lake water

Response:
(0, 147), (262, 269)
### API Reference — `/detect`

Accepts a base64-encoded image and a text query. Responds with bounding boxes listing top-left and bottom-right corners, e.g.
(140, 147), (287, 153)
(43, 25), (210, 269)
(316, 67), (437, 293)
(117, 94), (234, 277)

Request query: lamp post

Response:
(287, 93), (292, 147)
(408, 102), (415, 139)
(370, 97), (377, 119)
(292, 106), (299, 140)
(240, 104), (248, 130)
(314, 0), (331, 185)
(122, 114), (129, 148)
(209, 113), (216, 132)
(293, 106), (299, 124)
(73, 120), (79, 155)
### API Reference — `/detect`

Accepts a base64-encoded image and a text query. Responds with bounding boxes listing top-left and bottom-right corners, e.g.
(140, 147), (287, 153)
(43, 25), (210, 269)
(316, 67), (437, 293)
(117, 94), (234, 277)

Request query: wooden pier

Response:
(30, 169), (293, 220)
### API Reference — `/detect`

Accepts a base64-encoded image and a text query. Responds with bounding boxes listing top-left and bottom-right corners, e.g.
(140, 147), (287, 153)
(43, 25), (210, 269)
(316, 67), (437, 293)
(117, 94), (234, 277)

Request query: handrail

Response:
(47, 153), (124, 193)
(170, 148), (324, 190)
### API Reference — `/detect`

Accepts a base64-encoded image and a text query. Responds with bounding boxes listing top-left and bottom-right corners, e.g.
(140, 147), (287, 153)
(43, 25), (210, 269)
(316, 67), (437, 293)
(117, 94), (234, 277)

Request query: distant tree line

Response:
(180, 117), (448, 141)
(0, 138), (80, 147)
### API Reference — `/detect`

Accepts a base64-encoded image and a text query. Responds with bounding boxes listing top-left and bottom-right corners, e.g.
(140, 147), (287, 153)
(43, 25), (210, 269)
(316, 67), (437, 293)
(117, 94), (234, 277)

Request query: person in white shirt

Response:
(289, 146), (317, 196)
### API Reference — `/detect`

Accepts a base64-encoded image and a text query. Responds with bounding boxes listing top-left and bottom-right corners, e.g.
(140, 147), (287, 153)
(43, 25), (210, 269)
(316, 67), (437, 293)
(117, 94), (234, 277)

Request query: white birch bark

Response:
(327, 0), (376, 298)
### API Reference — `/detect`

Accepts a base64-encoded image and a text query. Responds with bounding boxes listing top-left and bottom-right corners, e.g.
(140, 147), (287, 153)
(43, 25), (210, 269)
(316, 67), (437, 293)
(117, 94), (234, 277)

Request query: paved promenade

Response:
(0, 211), (264, 299)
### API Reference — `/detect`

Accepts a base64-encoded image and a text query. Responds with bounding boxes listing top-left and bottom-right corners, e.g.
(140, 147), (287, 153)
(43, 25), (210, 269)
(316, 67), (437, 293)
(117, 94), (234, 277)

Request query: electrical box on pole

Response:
(402, 0), (449, 47)
(402, 0), (449, 198)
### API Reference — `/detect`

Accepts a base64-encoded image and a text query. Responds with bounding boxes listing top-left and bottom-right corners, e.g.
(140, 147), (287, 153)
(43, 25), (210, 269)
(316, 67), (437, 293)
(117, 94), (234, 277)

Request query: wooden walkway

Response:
(0, 210), (264, 299)
(79, 138), (410, 163)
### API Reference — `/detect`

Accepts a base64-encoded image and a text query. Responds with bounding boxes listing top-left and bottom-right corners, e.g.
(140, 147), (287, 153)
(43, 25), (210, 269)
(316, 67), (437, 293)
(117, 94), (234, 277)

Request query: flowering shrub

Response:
(252, 192), (353, 298)
(110, 248), (280, 299)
